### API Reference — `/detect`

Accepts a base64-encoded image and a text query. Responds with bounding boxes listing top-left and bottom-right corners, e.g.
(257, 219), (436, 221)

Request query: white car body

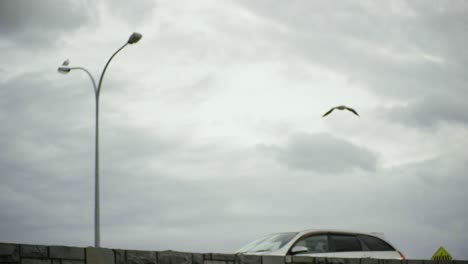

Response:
(236, 229), (405, 260)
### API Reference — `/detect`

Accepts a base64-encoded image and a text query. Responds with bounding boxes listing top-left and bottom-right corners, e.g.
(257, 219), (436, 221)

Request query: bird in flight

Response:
(62, 59), (69, 66)
(322, 105), (359, 117)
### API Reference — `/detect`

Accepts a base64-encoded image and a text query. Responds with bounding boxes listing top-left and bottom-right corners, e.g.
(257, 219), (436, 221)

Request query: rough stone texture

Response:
(436, 261), (451, 264)
(236, 255), (261, 264)
(263, 256), (284, 264)
(5, 242), (468, 264)
(0, 244), (19, 262)
(21, 245), (48, 258)
(114, 250), (126, 264)
(314, 258), (327, 264)
(49, 247), (84, 260)
(212, 255), (236, 262)
(61, 261), (84, 264)
(126, 250), (156, 264)
(158, 251), (191, 264)
(86, 248), (115, 264)
(204, 261), (227, 264)
(21, 259), (51, 264)
(291, 256), (314, 264)
(380, 260), (402, 264)
(361, 259), (380, 264)
(193, 254), (204, 264)
(406, 260), (425, 264)
(327, 258), (360, 264)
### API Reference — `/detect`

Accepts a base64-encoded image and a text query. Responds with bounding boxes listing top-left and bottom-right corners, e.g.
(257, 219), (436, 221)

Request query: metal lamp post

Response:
(57, 32), (142, 247)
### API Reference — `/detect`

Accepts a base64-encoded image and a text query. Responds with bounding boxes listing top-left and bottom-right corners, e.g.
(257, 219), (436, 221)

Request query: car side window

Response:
(294, 235), (328, 253)
(357, 235), (395, 251)
(329, 235), (362, 252)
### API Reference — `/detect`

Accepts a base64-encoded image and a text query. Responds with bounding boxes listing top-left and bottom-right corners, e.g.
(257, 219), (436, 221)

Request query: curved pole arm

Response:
(69, 67), (98, 95)
(96, 42), (129, 97)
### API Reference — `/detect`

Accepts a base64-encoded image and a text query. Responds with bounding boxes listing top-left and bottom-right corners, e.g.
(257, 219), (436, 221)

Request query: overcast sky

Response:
(1, 0), (467, 260)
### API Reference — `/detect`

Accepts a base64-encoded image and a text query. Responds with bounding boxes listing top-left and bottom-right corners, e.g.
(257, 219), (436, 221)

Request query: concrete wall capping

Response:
(0, 244), (20, 263)
(193, 253), (204, 264)
(20, 245), (48, 259)
(211, 254), (236, 262)
(204, 261), (231, 264)
(2, 243), (468, 264)
(125, 250), (156, 264)
(158, 250), (192, 264)
(326, 258), (360, 264)
(61, 260), (85, 264)
(235, 254), (261, 264)
(49, 247), (84, 260)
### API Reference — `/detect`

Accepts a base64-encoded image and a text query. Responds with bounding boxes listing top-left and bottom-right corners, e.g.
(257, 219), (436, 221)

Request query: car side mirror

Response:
(290, 246), (308, 254)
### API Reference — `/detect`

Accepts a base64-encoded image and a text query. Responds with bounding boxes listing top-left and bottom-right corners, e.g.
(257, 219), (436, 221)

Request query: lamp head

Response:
(57, 66), (71, 74)
(127, 32), (142, 44)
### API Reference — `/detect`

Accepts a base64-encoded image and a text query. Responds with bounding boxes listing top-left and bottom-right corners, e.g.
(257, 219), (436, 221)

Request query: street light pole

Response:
(58, 32), (142, 248)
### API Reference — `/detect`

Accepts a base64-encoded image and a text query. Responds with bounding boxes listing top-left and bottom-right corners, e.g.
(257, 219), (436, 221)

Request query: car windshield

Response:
(237, 232), (298, 253)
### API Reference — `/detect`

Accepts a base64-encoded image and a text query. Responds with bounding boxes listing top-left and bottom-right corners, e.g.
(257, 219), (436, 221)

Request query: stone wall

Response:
(0, 243), (466, 264)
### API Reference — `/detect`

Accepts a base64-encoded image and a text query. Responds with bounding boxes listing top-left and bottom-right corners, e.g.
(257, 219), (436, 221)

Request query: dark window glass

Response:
(330, 235), (362, 252)
(295, 235), (328, 253)
(358, 235), (395, 251)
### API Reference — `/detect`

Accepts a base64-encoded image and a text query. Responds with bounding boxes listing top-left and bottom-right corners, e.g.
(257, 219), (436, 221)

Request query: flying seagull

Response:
(322, 105), (359, 117)
(62, 59), (69, 66)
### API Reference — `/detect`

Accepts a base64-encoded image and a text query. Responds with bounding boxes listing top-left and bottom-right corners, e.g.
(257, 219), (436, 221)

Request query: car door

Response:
(357, 234), (402, 259)
(327, 234), (368, 258)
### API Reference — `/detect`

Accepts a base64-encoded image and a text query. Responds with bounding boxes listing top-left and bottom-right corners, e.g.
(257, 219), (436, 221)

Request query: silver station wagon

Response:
(236, 229), (405, 259)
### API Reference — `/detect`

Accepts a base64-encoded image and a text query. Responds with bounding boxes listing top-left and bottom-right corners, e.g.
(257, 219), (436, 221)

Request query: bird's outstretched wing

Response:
(62, 59), (69, 66)
(346, 107), (359, 116)
(322, 107), (335, 117)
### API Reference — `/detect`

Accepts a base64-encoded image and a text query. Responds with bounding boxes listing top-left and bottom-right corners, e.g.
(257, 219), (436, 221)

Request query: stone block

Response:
(204, 261), (226, 264)
(61, 261), (84, 264)
(49, 247), (84, 260)
(361, 259), (379, 264)
(435, 261), (452, 264)
(291, 256), (314, 264)
(235, 255), (261, 264)
(158, 251), (192, 264)
(126, 250), (156, 264)
(406, 260), (427, 264)
(115, 250), (126, 264)
(313, 258), (326, 264)
(193, 254), (204, 264)
(86, 248), (115, 264)
(327, 258), (360, 264)
(211, 255), (235, 262)
(21, 245), (48, 258)
(380, 260), (402, 264)
(52, 259), (61, 264)
(0, 244), (19, 262)
(203, 255), (212, 261)
(263, 256), (285, 264)
(21, 259), (51, 264)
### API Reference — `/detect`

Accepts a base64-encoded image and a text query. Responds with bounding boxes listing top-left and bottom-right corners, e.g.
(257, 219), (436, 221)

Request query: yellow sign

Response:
(431, 246), (452, 261)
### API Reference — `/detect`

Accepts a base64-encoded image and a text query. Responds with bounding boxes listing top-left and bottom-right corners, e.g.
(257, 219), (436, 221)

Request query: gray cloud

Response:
(102, 0), (157, 26)
(259, 133), (378, 173)
(381, 94), (468, 128)
(0, 0), (96, 46)
(236, 0), (468, 100)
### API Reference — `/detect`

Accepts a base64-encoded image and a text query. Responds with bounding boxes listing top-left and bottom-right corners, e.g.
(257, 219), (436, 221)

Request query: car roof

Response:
(296, 229), (387, 239)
